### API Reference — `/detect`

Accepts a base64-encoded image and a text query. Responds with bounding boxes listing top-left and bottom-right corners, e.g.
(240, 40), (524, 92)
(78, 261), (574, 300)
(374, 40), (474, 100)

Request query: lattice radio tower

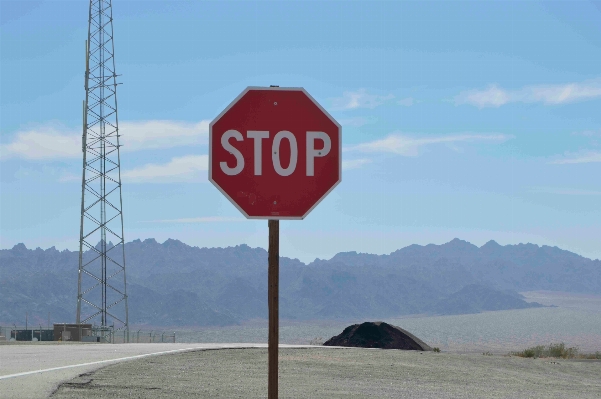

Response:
(77, 0), (129, 341)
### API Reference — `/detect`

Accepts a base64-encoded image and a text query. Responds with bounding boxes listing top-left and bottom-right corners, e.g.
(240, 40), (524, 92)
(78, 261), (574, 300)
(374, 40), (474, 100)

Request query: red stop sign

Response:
(209, 87), (341, 219)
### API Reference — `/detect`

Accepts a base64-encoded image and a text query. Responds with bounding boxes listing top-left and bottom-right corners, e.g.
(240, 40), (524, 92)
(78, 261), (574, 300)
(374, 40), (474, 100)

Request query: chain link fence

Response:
(0, 325), (55, 341)
(0, 326), (176, 343)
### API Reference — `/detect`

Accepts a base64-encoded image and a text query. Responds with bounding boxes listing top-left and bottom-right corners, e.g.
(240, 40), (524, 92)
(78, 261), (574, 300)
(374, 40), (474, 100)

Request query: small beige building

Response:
(53, 323), (92, 341)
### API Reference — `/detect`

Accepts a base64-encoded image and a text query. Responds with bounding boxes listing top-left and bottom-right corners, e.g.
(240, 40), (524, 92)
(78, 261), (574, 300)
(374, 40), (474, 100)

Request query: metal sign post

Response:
(268, 219), (279, 398)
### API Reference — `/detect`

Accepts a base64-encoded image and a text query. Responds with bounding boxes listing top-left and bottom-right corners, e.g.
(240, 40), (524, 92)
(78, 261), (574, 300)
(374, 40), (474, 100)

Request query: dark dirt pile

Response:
(323, 321), (432, 351)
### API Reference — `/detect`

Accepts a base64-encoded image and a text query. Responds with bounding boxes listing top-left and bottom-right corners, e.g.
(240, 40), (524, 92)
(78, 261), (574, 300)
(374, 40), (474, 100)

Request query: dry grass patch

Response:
(511, 342), (601, 359)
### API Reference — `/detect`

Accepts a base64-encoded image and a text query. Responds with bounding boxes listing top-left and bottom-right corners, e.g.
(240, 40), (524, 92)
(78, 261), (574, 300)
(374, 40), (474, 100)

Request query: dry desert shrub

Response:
(511, 343), (600, 359)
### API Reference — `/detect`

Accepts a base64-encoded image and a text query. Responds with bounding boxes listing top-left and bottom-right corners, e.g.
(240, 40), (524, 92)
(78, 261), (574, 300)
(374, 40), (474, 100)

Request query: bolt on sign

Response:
(209, 86), (341, 219)
(209, 86), (341, 399)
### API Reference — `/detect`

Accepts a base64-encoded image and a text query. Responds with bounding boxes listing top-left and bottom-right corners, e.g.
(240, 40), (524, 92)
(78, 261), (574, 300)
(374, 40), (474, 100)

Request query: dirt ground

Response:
(51, 347), (601, 399)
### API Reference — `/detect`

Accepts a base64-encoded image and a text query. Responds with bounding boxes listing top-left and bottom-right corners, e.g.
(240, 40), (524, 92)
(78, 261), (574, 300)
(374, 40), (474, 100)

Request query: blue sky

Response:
(1, 0), (600, 263)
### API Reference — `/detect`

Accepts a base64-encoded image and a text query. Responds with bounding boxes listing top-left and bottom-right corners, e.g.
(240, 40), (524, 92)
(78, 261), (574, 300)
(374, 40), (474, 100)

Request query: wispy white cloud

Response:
(331, 89), (394, 110)
(397, 97), (414, 107)
(121, 120), (209, 151)
(346, 133), (511, 156)
(454, 79), (601, 108)
(530, 187), (601, 196)
(0, 125), (81, 160)
(455, 85), (510, 108)
(0, 120), (210, 160)
(138, 216), (246, 223)
(572, 129), (601, 137)
(342, 158), (372, 170)
(121, 155), (208, 183)
(58, 172), (80, 182)
(338, 117), (376, 127)
(550, 150), (601, 164)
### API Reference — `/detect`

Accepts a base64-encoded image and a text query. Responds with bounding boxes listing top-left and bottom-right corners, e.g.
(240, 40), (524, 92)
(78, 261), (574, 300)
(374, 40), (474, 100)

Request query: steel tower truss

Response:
(77, 0), (128, 340)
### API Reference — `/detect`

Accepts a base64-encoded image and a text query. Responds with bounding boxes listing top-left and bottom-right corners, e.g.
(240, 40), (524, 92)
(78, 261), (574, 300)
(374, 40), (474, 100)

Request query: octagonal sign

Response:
(209, 87), (341, 219)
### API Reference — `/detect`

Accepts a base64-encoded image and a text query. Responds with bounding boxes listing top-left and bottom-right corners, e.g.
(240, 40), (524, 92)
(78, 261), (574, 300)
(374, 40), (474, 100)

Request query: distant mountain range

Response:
(1, 238), (599, 326)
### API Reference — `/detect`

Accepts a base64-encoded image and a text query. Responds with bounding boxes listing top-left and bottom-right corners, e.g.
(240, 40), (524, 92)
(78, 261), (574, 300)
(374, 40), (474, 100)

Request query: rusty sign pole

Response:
(268, 219), (279, 399)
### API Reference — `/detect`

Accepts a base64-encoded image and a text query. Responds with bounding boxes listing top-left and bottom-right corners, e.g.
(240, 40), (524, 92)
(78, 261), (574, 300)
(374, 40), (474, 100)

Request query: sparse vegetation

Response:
(511, 343), (601, 359)
(482, 351), (492, 356)
(433, 347), (441, 352)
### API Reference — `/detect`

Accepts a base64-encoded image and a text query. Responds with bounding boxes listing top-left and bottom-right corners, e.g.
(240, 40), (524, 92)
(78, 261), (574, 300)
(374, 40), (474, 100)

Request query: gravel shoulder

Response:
(51, 347), (601, 399)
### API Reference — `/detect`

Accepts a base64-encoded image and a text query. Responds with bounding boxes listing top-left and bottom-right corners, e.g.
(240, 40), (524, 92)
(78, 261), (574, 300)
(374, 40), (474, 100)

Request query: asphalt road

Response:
(0, 342), (316, 399)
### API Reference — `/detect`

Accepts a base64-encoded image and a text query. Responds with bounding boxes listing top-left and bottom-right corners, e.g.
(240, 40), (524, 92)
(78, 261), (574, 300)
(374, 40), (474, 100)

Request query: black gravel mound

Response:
(323, 321), (432, 351)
